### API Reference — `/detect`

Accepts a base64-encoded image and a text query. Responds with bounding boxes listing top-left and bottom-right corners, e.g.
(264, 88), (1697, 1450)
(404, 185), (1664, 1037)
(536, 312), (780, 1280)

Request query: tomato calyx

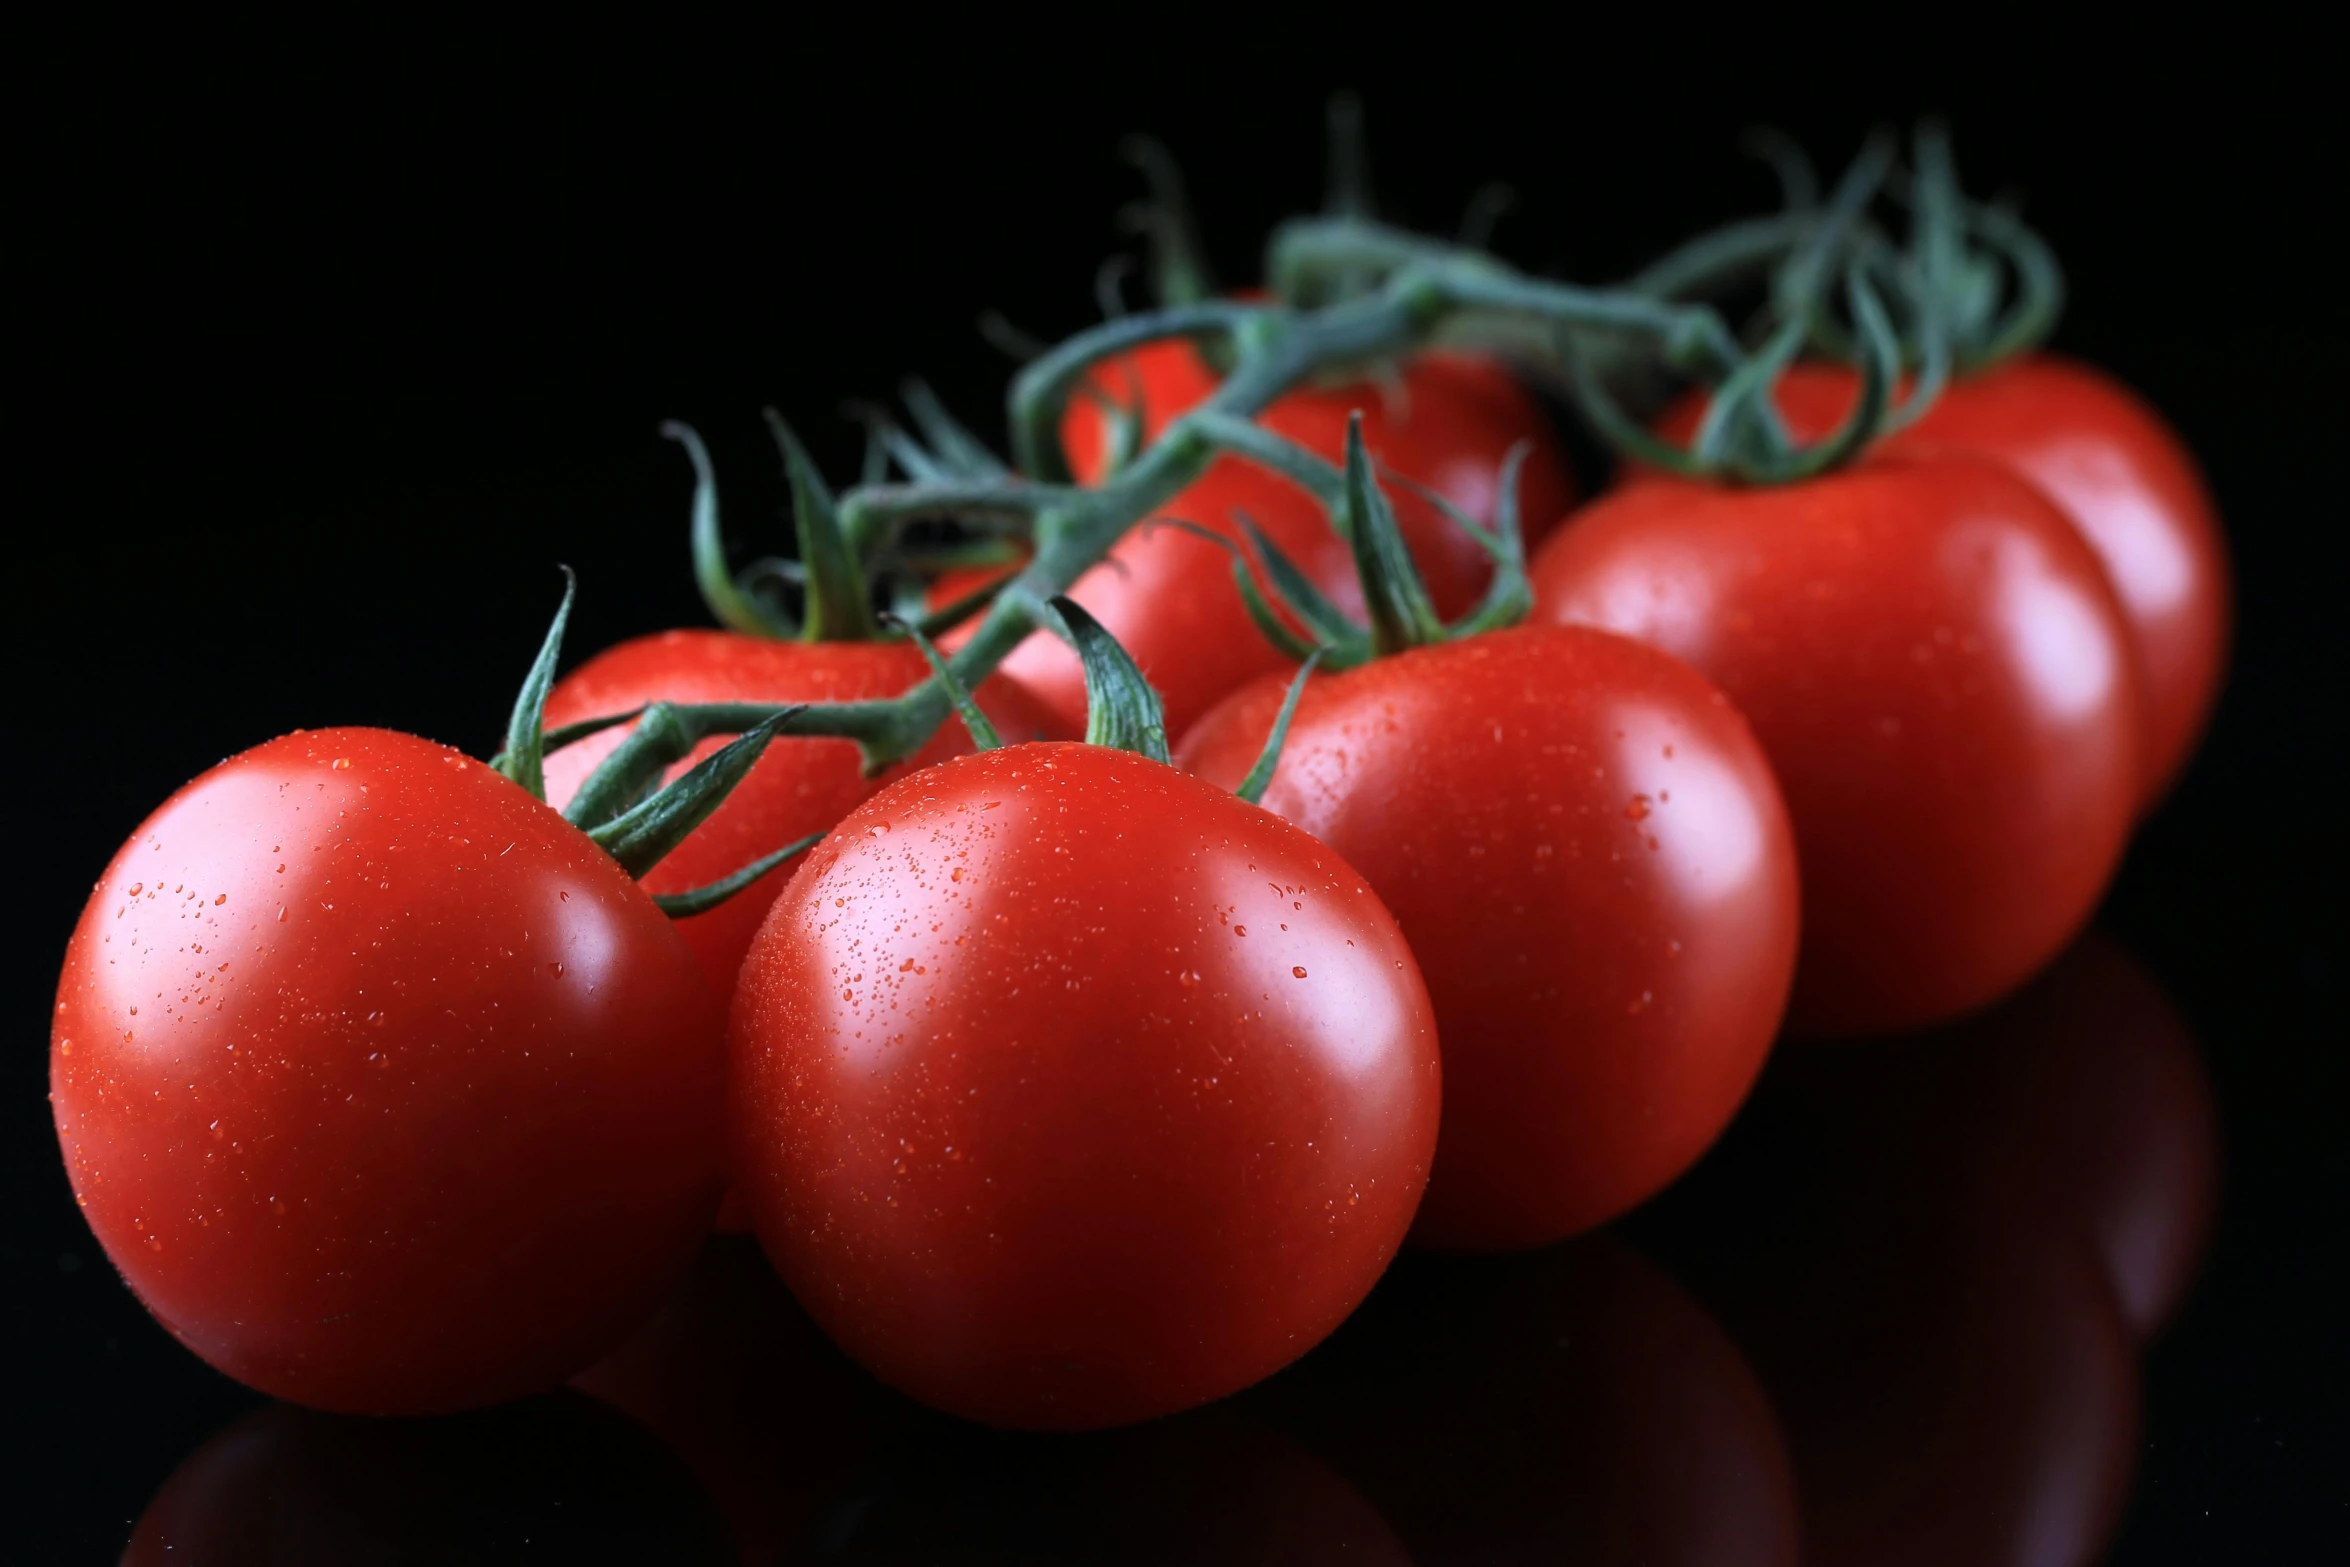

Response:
(490, 572), (821, 915)
(1031, 593), (1310, 802)
(1053, 596), (1171, 763)
(672, 391), (1043, 650)
(1174, 413), (1534, 673)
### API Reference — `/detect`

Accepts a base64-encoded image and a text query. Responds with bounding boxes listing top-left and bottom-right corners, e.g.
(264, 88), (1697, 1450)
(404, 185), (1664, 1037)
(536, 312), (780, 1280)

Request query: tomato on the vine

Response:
(51, 727), (724, 1414)
(544, 632), (1066, 999)
(962, 343), (1574, 739)
(1531, 454), (2142, 1036)
(1181, 625), (1800, 1248)
(728, 741), (1442, 1429)
(1656, 356), (2229, 806)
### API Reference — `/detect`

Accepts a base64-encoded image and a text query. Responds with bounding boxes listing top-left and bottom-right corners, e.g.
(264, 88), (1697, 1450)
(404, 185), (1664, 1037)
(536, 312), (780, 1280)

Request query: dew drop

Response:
(1292, 966), (1308, 979)
(1625, 795), (1651, 821)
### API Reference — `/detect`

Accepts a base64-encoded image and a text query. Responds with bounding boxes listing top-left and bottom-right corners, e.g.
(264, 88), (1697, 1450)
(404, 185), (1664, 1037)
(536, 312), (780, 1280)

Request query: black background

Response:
(10, 25), (2343, 1561)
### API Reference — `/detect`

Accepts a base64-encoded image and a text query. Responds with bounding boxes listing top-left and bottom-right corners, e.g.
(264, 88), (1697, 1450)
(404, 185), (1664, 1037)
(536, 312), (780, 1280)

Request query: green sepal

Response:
(888, 615), (1002, 751)
(1457, 182), (1515, 249)
(1383, 441), (1535, 636)
(488, 704), (645, 777)
(1183, 409), (1344, 511)
(1152, 518), (1345, 667)
(496, 566), (576, 802)
(562, 700), (796, 833)
(1118, 135), (1215, 308)
(848, 402), (954, 483)
(1051, 596), (1169, 764)
(1760, 265), (1899, 483)
(1341, 414), (1445, 656)
(588, 709), (800, 879)
(1323, 92), (1372, 219)
(764, 409), (879, 644)
(652, 830), (824, 917)
(666, 422), (796, 640)
(901, 380), (1008, 480)
(1234, 649), (1324, 805)
(1235, 514), (1360, 651)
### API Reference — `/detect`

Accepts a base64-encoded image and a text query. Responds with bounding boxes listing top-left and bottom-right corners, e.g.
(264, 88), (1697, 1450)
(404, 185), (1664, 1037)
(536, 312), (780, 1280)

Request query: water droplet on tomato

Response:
(1625, 794), (1651, 821)
(1292, 966), (1308, 979)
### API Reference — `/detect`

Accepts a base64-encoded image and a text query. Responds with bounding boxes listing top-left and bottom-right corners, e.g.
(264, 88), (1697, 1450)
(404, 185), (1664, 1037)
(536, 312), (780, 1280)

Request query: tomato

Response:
(974, 342), (1575, 739)
(51, 727), (724, 1414)
(728, 742), (1442, 1429)
(1253, 1237), (1799, 1566)
(1656, 357), (2229, 806)
(1531, 456), (2142, 1036)
(1180, 625), (1799, 1248)
(543, 631), (1067, 1000)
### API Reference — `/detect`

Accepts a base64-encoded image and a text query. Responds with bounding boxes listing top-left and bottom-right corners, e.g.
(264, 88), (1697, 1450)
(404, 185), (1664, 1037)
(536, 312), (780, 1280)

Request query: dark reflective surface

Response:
(123, 1393), (730, 1564)
(114, 930), (2227, 1564)
(1631, 934), (2220, 1567)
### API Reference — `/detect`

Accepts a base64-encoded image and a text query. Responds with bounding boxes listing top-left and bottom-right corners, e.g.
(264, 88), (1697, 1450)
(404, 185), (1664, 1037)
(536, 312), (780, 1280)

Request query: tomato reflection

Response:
(572, 1234), (1404, 1563)
(1245, 1235), (1801, 1566)
(123, 1391), (729, 1564)
(571, 1236), (889, 1561)
(128, 933), (2216, 1564)
(1640, 929), (2219, 1566)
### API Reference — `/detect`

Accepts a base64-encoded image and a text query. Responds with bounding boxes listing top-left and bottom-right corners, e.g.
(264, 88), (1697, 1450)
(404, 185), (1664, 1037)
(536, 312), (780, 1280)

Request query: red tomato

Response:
(1180, 626), (1800, 1248)
(1531, 456), (2143, 1036)
(728, 742), (1442, 1429)
(543, 632), (1067, 1000)
(51, 728), (724, 1414)
(1659, 357), (2229, 806)
(975, 343), (1575, 738)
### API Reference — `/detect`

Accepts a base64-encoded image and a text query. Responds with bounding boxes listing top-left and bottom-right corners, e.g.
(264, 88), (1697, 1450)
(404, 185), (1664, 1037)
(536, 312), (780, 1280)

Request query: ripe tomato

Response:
(729, 742), (1442, 1429)
(51, 728), (724, 1414)
(975, 343), (1574, 739)
(1658, 357), (2228, 807)
(1531, 456), (2142, 1036)
(1180, 626), (1800, 1248)
(543, 632), (1066, 999)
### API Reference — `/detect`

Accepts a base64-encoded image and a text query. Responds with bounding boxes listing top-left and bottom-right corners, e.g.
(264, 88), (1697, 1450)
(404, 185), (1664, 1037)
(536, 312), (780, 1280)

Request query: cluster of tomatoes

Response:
(49, 138), (2227, 1437)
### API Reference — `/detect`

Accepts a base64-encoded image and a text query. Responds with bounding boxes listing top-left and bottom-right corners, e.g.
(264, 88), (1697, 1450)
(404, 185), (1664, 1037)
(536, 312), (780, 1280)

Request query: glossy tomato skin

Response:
(1661, 357), (2229, 807)
(729, 742), (1442, 1429)
(974, 343), (1575, 739)
(1533, 455), (2143, 1036)
(544, 632), (1067, 1000)
(1180, 627), (1800, 1248)
(51, 728), (724, 1414)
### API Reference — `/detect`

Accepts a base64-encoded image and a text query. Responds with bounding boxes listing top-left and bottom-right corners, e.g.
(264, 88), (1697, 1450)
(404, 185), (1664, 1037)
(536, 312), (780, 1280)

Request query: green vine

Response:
(549, 124), (2054, 794)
